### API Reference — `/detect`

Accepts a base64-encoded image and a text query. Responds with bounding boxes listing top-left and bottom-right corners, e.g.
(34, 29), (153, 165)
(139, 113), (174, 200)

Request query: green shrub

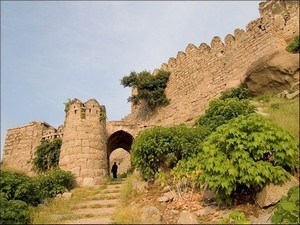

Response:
(35, 168), (75, 199)
(220, 86), (251, 100)
(131, 125), (208, 180)
(0, 193), (30, 224)
(32, 138), (62, 173)
(0, 171), (41, 206)
(219, 211), (249, 224)
(64, 98), (72, 113)
(176, 114), (298, 205)
(195, 98), (256, 133)
(121, 70), (170, 109)
(286, 35), (300, 53)
(272, 185), (299, 224)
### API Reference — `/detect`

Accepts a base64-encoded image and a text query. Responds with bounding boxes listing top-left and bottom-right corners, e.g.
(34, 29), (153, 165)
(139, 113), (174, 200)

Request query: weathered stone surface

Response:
(163, 191), (175, 201)
(245, 50), (299, 95)
(133, 181), (149, 193)
(161, 185), (172, 193)
(82, 178), (95, 187)
(157, 196), (170, 203)
(256, 176), (299, 208)
(177, 210), (198, 224)
(62, 192), (73, 199)
(140, 206), (161, 224)
(286, 90), (299, 99)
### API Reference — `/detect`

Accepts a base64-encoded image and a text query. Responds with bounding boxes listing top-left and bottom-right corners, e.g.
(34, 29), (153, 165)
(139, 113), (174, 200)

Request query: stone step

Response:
(73, 199), (119, 209)
(61, 216), (112, 224)
(74, 207), (116, 215)
(90, 192), (120, 200)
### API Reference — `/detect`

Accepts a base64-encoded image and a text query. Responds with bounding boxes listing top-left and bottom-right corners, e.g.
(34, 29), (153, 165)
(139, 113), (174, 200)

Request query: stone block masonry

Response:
(2, 121), (59, 176)
(2, 0), (299, 185)
(59, 98), (108, 186)
(124, 0), (299, 127)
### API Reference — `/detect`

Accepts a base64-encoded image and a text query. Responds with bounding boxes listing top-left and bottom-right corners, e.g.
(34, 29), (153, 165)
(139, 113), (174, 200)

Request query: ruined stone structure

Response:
(2, 0), (299, 186)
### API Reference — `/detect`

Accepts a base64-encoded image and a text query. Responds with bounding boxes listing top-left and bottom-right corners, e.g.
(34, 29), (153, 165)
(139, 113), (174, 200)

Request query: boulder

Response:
(245, 50), (299, 95)
(177, 210), (198, 224)
(163, 191), (175, 201)
(286, 90), (299, 99)
(161, 185), (172, 193)
(157, 196), (170, 203)
(133, 181), (149, 193)
(62, 192), (73, 199)
(140, 206), (161, 224)
(256, 176), (299, 208)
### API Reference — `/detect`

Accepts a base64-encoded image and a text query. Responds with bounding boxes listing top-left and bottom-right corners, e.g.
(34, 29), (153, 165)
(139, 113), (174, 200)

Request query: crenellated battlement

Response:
(124, 0), (299, 126)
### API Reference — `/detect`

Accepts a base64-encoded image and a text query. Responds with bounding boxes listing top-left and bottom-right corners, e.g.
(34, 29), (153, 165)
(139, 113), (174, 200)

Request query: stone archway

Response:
(107, 130), (133, 176)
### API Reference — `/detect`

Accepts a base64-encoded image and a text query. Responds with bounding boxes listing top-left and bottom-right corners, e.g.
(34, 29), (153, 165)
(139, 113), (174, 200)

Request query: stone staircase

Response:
(50, 179), (124, 224)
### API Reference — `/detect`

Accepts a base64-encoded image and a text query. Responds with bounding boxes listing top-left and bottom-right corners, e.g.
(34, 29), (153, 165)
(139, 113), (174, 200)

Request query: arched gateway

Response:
(58, 98), (141, 186)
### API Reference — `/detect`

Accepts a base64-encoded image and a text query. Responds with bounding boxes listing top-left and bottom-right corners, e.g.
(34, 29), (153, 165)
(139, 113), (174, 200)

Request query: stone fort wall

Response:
(2, 0), (299, 184)
(123, 0), (299, 126)
(2, 121), (62, 175)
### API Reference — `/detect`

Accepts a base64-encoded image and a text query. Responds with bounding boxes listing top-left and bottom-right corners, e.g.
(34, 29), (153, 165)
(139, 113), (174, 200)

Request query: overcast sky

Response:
(1, 1), (260, 157)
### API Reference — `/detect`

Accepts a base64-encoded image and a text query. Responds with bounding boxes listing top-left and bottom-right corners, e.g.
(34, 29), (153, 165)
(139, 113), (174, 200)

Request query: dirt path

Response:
(50, 179), (124, 224)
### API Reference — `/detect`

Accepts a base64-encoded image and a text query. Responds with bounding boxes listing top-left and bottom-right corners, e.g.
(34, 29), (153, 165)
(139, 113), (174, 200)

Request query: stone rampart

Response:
(2, 122), (58, 175)
(124, 0), (299, 126)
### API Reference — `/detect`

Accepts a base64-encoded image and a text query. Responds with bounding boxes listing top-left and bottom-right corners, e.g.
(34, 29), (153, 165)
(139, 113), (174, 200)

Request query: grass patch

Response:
(253, 95), (299, 140)
(0, 164), (29, 176)
(111, 173), (142, 224)
(29, 181), (111, 224)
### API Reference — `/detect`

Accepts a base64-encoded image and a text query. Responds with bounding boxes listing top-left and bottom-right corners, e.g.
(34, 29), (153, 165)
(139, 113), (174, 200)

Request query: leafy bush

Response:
(0, 170), (41, 206)
(32, 138), (62, 173)
(121, 70), (170, 109)
(219, 86), (251, 100)
(0, 169), (75, 224)
(35, 168), (75, 199)
(219, 211), (249, 224)
(0, 193), (30, 224)
(131, 125), (208, 180)
(195, 98), (256, 133)
(272, 185), (299, 224)
(286, 35), (300, 53)
(175, 114), (298, 205)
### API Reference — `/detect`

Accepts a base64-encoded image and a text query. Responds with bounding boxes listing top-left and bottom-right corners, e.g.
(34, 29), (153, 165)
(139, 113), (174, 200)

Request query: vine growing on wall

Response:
(121, 70), (171, 109)
(64, 99), (72, 114)
(32, 138), (62, 173)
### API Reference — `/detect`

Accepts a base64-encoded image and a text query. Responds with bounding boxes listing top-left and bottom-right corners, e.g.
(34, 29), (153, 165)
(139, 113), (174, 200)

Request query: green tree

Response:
(121, 70), (170, 109)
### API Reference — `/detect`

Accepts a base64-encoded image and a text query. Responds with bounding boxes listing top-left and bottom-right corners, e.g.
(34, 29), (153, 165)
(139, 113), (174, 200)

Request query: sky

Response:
(0, 1), (260, 158)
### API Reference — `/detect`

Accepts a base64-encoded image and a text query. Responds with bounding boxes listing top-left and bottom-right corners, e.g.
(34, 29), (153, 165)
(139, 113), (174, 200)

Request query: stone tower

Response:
(59, 98), (108, 186)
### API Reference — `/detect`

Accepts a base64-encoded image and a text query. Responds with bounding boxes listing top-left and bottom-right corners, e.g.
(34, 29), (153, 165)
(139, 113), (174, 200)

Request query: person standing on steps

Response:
(111, 162), (118, 179)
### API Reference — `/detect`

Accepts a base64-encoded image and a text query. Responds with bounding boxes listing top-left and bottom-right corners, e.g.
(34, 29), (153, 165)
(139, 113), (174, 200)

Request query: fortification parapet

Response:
(124, 0), (299, 126)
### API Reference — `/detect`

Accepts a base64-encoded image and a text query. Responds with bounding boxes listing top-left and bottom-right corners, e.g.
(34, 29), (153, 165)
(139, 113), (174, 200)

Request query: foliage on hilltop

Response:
(121, 70), (170, 109)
